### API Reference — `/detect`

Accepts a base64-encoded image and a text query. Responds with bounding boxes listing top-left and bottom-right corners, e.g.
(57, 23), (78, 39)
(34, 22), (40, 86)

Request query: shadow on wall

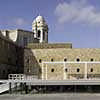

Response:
(0, 32), (25, 79)
(24, 48), (41, 79)
(16, 47), (24, 74)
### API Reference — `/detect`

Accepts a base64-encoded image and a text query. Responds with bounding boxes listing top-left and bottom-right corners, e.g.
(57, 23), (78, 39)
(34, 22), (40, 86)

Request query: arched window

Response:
(64, 58), (67, 62)
(76, 58), (80, 62)
(39, 59), (42, 63)
(65, 68), (68, 72)
(77, 68), (80, 72)
(51, 58), (54, 62)
(90, 68), (93, 72)
(38, 30), (41, 37)
(90, 58), (94, 62)
(51, 68), (54, 72)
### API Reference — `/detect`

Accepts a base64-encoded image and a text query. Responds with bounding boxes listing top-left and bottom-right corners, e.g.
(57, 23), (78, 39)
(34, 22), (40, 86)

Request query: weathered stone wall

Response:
(24, 48), (100, 80)
(0, 34), (17, 65)
(27, 43), (72, 49)
(0, 32), (24, 79)
(0, 29), (39, 47)
(24, 48), (40, 77)
(31, 48), (100, 61)
(0, 64), (17, 79)
(17, 29), (35, 47)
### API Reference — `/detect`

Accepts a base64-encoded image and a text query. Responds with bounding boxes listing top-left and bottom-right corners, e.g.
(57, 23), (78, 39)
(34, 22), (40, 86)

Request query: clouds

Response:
(0, 17), (30, 30)
(55, 0), (100, 25)
(4, 17), (29, 26)
(14, 18), (26, 26)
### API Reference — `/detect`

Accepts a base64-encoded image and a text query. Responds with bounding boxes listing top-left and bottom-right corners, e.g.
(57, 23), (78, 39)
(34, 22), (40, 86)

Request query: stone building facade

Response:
(0, 29), (39, 47)
(1, 15), (100, 81)
(0, 31), (24, 79)
(0, 15), (48, 79)
(0, 16), (48, 47)
(24, 46), (100, 80)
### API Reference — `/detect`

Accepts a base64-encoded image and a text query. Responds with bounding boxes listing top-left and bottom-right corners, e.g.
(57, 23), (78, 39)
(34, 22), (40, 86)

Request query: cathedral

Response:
(0, 16), (100, 80)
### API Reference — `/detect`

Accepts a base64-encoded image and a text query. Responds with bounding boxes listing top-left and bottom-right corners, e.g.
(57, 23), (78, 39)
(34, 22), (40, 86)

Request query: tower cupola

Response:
(32, 16), (48, 43)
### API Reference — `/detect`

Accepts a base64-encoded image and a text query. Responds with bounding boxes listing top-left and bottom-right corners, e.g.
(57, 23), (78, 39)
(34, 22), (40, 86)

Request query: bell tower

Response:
(32, 16), (48, 43)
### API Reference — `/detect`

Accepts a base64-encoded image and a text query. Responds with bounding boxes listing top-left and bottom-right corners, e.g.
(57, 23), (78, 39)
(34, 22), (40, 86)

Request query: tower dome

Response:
(32, 15), (48, 43)
(35, 16), (44, 22)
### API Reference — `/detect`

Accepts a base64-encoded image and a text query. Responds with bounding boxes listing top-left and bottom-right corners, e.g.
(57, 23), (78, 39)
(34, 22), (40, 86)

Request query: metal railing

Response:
(8, 74), (38, 80)
(8, 74), (24, 80)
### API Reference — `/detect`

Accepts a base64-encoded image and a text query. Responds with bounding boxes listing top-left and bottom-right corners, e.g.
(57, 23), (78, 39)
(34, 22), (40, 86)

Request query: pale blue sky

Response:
(0, 0), (100, 48)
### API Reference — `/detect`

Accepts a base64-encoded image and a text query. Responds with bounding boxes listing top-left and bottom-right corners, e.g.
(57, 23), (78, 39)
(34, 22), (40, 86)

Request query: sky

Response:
(0, 0), (100, 48)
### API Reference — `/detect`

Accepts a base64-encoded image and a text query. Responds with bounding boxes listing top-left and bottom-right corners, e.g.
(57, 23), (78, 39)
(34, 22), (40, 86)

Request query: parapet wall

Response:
(27, 43), (72, 49)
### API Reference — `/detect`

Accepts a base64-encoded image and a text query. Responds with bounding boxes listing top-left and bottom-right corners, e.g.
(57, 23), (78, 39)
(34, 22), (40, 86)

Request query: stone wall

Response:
(27, 43), (72, 49)
(0, 64), (17, 79)
(0, 32), (24, 79)
(0, 33), (17, 65)
(24, 48), (100, 80)
(0, 29), (39, 47)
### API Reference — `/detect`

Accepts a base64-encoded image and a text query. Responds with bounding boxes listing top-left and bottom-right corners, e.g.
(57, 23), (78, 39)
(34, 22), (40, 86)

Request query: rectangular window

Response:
(23, 37), (27, 46)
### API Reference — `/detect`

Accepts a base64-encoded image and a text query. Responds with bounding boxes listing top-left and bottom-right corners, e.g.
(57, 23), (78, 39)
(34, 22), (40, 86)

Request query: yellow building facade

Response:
(24, 43), (100, 80)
